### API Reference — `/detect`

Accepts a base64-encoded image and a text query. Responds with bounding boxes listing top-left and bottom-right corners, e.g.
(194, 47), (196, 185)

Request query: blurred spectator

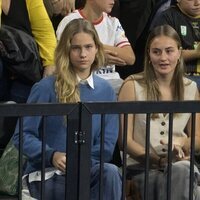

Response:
(152, 0), (200, 90)
(117, 0), (170, 79)
(43, 0), (76, 30)
(117, 0), (158, 78)
(0, 0), (56, 103)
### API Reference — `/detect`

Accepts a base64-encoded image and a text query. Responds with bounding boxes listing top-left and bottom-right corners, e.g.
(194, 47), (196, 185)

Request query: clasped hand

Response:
(52, 151), (66, 173)
(160, 139), (190, 163)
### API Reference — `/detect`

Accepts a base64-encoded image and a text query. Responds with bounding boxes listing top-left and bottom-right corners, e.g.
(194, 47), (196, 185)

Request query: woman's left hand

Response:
(173, 145), (190, 161)
(160, 138), (190, 161)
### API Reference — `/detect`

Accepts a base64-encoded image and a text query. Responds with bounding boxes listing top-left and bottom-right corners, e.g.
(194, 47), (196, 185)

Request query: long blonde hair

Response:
(141, 25), (186, 101)
(54, 19), (105, 103)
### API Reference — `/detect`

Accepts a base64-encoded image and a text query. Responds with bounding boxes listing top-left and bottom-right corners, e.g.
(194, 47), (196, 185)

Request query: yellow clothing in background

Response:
(26, 0), (56, 67)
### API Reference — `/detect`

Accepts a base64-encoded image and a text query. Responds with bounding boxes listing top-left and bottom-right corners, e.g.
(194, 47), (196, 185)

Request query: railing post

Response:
(78, 103), (92, 200)
(66, 105), (80, 200)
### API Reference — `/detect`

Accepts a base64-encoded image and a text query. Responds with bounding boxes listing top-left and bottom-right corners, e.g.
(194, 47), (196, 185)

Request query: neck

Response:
(159, 83), (173, 101)
(155, 76), (174, 101)
(81, 2), (103, 23)
(156, 74), (173, 88)
(76, 71), (91, 80)
(2, 0), (11, 15)
(158, 77), (171, 85)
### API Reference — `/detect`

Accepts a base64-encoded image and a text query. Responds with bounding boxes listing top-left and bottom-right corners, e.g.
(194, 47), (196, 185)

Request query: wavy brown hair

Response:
(54, 19), (105, 103)
(141, 25), (186, 101)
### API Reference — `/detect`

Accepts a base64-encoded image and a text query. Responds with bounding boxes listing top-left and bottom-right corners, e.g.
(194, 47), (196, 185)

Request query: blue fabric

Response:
(90, 163), (122, 200)
(28, 163), (122, 200)
(28, 174), (66, 200)
(12, 75), (119, 174)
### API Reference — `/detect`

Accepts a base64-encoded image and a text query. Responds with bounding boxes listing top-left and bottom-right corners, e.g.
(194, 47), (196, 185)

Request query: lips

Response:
(159, 64), (169, 69)
(160, 63), (169, 66)
(192, 8), (200, 12)
(79, 61), (88, 64)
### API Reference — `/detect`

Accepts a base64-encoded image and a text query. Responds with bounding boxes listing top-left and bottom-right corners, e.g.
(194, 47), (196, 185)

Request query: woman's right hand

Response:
(52, 151), (66, 173)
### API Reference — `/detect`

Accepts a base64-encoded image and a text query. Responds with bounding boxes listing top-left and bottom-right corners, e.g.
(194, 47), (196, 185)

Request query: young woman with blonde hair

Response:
(13, 18), (121, 200)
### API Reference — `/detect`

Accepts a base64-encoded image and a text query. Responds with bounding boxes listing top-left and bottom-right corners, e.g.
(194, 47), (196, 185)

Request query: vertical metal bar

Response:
(78, 104), (92, 200)
(144, 113), (151, 200)
(99, 114), (105, 200)
(167, 113), (173, 200)
(18, 117), (23, 200)
(66, 105), (80, 200)
(189, 113), (195, 200)
(65, 115), (68, 200)
(122, 114), (128, 200)
(78, 103), (82, 200)
(41, 116), (46, 200)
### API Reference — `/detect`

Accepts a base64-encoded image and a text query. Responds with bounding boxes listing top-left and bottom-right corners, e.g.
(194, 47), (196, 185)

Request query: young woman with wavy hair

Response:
(13, 18), (121, 200)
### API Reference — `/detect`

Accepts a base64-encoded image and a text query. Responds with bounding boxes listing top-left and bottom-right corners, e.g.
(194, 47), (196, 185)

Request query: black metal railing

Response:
(0, 101), (199, 200)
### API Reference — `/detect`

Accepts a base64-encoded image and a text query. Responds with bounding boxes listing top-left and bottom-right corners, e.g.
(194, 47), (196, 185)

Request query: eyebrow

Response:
(151, 46), (175, 50)
(71, 44), (94, 48)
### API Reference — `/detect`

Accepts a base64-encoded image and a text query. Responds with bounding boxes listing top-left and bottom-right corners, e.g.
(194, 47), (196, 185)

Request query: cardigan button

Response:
(161, 121), (166, 126)
(160, 131), (165, 135)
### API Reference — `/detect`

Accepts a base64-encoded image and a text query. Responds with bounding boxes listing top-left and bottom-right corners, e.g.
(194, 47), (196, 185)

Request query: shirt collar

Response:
(77, 73), (94, 89)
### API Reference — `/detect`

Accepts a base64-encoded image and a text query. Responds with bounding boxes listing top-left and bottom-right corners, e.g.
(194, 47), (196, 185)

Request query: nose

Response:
(194, 0), (200, 5)
(160, 51), (167, 60)
(80, 48), (86, 58)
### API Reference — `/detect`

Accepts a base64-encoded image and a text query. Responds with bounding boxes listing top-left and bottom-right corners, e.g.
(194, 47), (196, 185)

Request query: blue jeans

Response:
(28, 163), (122, 200)
(90, 163), (122, 200)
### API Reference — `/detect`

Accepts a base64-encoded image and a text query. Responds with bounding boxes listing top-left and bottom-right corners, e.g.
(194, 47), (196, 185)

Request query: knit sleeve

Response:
(91, 84), (119, 164)
(12, 79), (56, 167)
(26, 0), (57, 67)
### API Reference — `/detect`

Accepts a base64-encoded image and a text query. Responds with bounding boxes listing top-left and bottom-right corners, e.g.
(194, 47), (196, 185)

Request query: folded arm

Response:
(104, 44), (135, 66)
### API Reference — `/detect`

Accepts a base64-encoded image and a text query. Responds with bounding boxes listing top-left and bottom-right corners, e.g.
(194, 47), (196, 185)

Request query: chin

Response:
(105, 8), (113, 14)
